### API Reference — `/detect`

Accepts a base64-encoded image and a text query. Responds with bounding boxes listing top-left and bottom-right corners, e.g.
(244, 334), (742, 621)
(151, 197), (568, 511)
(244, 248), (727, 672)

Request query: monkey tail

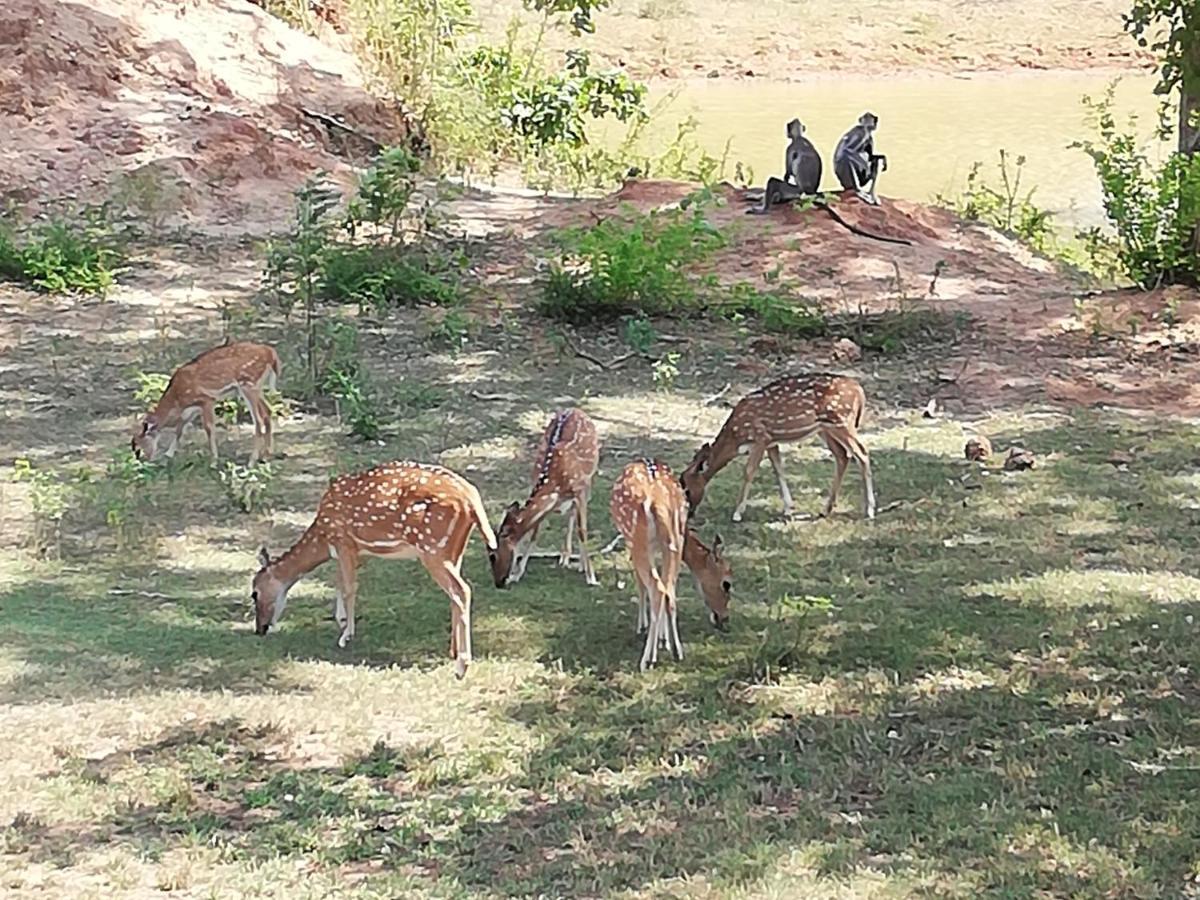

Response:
(815, 201), (913, 246)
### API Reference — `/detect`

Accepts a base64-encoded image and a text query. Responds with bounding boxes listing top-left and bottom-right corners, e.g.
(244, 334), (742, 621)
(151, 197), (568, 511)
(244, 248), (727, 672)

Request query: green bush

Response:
(321, 245), (460, 310)
(934, 150), (1056, 253)
(1074, 88), (1200, 288)
(538, 198), (725, 322)
(345, 146), (422, 240)
(0, 212), (118, 296)
(722, 282), (828, 337)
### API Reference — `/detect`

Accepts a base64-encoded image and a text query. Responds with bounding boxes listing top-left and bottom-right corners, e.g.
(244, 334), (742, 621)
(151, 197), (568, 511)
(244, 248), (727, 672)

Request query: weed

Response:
(621, 315), (657, 353)
(935, 150), (1056, 253)
(426, 309), (473, 351)
(0, 209), (118, 296)
(321, 244), (460, 311)
(722, 282), (828, 337)
(217, 461), (275, 513)
(326, 368), (384, 441)
(10, 458), (70, 557)
(651, 351), (680, 391)
(539, 199), (725, 322)
(345, 147), (422, 241)
(109, 164), (186, 235)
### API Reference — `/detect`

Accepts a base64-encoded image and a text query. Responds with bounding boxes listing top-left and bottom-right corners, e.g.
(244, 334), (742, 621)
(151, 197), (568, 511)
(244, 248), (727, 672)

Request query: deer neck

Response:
(270, 525), (331, 589)
(512, 487), (562, 537)
(704, 429), (744, 481)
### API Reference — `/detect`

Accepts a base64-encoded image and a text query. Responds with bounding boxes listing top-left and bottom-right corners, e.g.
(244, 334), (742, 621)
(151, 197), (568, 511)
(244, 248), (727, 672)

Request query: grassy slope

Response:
(1, 239), (1199, 898)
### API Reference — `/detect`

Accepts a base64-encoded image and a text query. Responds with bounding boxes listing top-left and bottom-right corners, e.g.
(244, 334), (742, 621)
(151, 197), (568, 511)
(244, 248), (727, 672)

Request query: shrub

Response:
(218, 461), (275, 513)
(934, 150), (1056, 253)
(315, 318), (385, 440)
(1074, 88), (1200, 288)
(538, 198), (725, 322)
(345, 146), (422, 240)
(0, 211), (118, 296)
(321, 244), (459, 310)
(426, 308), (474, 351)
(722, 282), (828, 337)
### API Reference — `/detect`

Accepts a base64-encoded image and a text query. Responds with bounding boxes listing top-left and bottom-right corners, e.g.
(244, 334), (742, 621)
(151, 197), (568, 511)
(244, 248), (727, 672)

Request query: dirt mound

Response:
(0, 0), (411, 234)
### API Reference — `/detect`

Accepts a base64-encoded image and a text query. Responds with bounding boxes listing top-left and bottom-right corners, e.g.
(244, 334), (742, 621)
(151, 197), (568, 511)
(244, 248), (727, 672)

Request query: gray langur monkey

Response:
(747, 118), (821, 215)
(834, 111), (888, 205)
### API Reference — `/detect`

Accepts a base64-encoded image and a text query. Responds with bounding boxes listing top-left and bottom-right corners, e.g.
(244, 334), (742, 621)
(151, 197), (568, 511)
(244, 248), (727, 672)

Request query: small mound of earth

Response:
(0, 0), (413, 234)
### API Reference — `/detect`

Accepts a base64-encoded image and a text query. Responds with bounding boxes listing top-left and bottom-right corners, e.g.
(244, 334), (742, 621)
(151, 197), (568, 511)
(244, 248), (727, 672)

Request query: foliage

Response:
(650, 351), (680, 391)
(320, 244), (460, 310)
(1124, 0), (1199, 147)
(10, 458), (70, 557)
(0, 210), (118, 296)
(263, 176), (343, 383)
(934, 150), (1056, 253)
(538, 198), (725, 322)
(317, 319), (385, 440)
(620, 315), (657, 353)
(1074, 88), (1200, 287)
(425, 308), (473, 351)
(722, 282), (828, 337)
(345, 146), (422, 240)
(218, 461), (276, 513)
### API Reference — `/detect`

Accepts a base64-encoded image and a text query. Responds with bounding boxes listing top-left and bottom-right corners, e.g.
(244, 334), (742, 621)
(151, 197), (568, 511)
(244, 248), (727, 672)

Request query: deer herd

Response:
(133, 338), (876, 678)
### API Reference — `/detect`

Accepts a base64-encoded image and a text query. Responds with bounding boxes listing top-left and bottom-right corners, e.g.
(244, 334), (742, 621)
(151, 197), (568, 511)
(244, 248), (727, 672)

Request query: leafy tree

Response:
(1125, 1), (1199, 153)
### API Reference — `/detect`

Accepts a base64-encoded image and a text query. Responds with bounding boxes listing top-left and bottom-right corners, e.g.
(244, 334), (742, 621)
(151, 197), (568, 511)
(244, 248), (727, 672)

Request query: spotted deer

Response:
(251, 461), (496, 680)
(610, 459), (732, 672)
(132, 340), (281, 465)
(680, 373), (876, 522)
(490, 408), (600, 588)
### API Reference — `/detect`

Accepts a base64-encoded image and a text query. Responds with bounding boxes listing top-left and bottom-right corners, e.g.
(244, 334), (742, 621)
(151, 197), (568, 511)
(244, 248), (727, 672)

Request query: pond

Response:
(612, 71), (1168, 230)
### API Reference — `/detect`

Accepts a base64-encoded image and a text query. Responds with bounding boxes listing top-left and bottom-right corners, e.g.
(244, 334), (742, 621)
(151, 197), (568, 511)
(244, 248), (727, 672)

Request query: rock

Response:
(830, 337), (861, 362)
(964, 436), (992, 462)
(1003, 447), (1036, 471)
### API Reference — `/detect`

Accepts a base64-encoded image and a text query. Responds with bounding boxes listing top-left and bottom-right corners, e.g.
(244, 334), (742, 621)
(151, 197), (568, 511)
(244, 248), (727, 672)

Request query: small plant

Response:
(427, 309), (473, 351)
(723, 282), (828, 337)
(345, 147), (422, 240)
(747, 593), (835, 684)
(320, 244), (460, 311)
(325, 368), (383, 441)
(11, 458), (71, 557)
(934, 150), (1056, 253)
(0, 209), (118, 296)
(218, 461), (275, 513)
(651, 351), (680, 391)
(262, 176), (342, 383)
(539, 199), (725, 323)
(621, 316), (657, 353)
(109, 164), (186, 235)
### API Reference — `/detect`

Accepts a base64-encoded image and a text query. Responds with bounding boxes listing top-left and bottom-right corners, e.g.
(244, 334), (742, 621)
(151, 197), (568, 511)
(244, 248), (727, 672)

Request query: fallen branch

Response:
(526, 532), (624, 560)
(702, 382), (731, 405)
(470, 390), (521, 402)
(108, 588), (174, 601)
(300, 107), (383, 152)
(561, 331), (637, 370)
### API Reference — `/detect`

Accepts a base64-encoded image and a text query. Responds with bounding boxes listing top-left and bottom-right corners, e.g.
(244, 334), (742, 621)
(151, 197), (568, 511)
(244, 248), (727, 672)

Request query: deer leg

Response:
(631, 546), (668, 672)
(820, 431), (850, 517)
(765, 445), (796, 518)
(559, 502), (576, 567)
(335, 550), (358, 648)
(513, 520), (540, 583)
(732, 443), (766, 523)
(574, 491), (598, 586)
(240, 385), (267, 465)
(825, 425), (875, 520)
(667, 591), (684, 662)
(199, 401), (219, 463)
(423, 557), (473, 679)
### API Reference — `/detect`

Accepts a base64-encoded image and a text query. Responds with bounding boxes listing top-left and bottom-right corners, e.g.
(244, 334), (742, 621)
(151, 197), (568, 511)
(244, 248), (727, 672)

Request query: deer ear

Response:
(257, 546), (270, 568)
(712, 533), (724, 557)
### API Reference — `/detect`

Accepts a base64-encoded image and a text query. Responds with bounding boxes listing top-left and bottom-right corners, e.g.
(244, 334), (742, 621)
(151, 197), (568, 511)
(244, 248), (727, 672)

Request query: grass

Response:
(2, 250), (1200, 898)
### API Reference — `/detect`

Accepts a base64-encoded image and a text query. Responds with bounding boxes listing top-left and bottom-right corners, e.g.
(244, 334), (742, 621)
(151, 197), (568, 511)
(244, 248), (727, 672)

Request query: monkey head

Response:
(786, 118), (805, 139)
(859, 112), (879, 131)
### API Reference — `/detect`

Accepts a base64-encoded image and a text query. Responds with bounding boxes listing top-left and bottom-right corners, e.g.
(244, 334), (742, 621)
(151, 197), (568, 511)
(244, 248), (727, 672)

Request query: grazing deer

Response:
(610, 459), (732, 672)
(680, 373), (876, 522)
(251, 461), (496, 680)
(490, 408), (600, 588)
(131, 340), (280, 465)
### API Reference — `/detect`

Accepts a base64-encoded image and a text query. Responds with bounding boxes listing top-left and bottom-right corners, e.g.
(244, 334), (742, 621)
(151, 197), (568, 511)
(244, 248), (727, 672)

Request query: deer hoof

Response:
(337, 630), (351, 648)
(731, 510), (743, 523)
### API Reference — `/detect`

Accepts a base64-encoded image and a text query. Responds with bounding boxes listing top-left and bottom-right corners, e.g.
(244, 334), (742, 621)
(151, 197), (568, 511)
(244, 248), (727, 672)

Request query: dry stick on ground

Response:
(300, 107), (384, 153)
(527, 532), (623, 559)
(702, 382), (732, 405)
(561, 331), (638, 370)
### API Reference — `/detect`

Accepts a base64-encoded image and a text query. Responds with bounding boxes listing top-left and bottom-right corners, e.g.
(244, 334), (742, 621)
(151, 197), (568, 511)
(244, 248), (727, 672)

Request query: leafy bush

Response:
(345, 146), (422, 240)
(218, 461), (275, 513)
(1074, 89), (1200, 288)
(426, 308), (474, 351)
(321, 244), (460, 310)
(621, 315), (657, 353)
(934, 150), (1056, 253)
(316, 318), (385, 440)
(722, 282), (828, 337)
(539, 198), (725, 322)
(0, 211), (118, 296)
(10, 458), (71, 557)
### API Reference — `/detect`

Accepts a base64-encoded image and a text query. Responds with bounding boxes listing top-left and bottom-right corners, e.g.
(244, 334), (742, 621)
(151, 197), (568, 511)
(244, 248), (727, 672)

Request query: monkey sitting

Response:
(747, 118), (821, 215)
(834, 111), (888, 206)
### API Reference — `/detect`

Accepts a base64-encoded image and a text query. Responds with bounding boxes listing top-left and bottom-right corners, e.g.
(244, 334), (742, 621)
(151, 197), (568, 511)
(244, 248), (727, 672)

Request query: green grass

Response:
(2, 243), (1200, 897)
(2, 394), (1200, 897)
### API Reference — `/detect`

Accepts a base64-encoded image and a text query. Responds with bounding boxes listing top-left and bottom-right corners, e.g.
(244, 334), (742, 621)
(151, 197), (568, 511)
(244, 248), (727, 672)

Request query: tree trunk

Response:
(1181, 87), (1199, 154)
